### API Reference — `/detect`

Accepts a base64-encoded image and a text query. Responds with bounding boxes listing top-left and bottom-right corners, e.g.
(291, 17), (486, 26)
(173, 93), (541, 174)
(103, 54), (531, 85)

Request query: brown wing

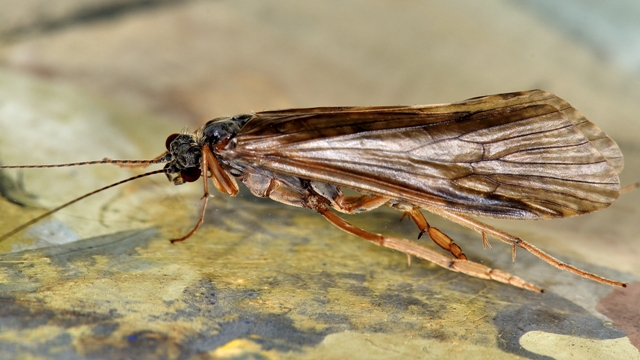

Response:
(222, 90), (622, 219)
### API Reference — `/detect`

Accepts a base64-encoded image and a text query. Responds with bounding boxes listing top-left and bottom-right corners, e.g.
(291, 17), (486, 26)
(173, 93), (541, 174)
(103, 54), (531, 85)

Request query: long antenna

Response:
(0, 158), (164, 169)
(0, 169), (165, 243)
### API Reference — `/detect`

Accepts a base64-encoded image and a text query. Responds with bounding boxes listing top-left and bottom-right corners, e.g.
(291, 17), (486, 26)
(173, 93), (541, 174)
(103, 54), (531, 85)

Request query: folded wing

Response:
(224, 90), (622, 219)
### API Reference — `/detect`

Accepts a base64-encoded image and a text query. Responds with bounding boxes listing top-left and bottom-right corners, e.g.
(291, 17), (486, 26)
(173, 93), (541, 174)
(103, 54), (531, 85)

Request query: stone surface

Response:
(1, 1), (639, 359)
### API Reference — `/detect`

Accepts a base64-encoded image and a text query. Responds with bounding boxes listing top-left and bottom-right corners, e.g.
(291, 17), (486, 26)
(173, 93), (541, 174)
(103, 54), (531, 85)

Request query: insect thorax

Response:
(201, 114), (252, 147)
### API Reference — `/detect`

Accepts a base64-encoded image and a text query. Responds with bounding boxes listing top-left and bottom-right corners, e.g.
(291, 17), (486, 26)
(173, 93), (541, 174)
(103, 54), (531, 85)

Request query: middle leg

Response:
(312, 181), (469, 261)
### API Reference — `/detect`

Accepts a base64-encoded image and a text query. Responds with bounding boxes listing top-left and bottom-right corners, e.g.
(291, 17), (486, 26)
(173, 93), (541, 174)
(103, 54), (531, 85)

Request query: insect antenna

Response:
(0, 168), (166, 243)
(0, 158), (164, 169)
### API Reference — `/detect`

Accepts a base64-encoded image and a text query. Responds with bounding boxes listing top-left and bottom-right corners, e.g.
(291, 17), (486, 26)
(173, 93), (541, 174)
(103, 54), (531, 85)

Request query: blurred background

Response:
(1, 0), (640, 140)
(1, 1), (640, 359)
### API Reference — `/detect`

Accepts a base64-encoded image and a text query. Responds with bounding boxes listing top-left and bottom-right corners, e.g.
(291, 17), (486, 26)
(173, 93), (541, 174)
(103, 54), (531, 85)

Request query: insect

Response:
(0, 90), (634, 292)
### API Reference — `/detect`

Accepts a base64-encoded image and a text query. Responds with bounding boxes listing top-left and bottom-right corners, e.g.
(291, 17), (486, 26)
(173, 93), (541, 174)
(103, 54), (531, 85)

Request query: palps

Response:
(1, 90), (635, 292)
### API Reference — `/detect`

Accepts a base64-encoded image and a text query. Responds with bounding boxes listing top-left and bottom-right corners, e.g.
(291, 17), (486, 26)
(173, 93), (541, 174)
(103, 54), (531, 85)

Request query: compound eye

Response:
(180, 167), (202, 183)
(165, 133), (180, 150)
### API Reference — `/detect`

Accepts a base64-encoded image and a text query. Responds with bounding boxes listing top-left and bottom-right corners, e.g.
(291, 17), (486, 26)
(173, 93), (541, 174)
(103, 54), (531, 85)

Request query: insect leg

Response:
(620, 180), (640, 194)
(242, 172), (541, 291)
(313, 203), (542, 292)
(204, 146), (238, 196)
(171, 147), (211, 243)
(394, 207), (467, 260)
(242, 172), (309, 208)
(324, 193), (423, 265)
(429, 207), (627, 288)
(333, 195), (391, 213)
(321, 189), (469, 260)
(307, 181), (390, 213)
(308, 181), (469, 260)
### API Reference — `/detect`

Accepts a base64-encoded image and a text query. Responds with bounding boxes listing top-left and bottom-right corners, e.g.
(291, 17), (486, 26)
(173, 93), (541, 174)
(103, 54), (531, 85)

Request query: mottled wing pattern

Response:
(223, 90), (622, 219)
